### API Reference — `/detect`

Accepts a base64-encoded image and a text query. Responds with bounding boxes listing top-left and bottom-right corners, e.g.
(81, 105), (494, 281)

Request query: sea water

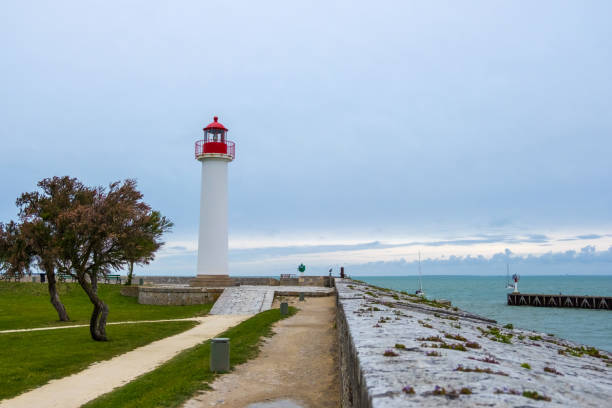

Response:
(358, 275), (612, 352)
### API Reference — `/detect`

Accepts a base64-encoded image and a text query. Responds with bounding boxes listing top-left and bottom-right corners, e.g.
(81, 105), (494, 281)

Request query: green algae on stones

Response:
(444, 332), (467, 341)
(522, 390), (551, 401)
(544, 366), (563, 375)
(478, 326), (513, 344)
(529, 335), (542, 341)
(464, 341), (481, 349)
(455, 365), (508, 376)
(439, 342), (467, 352)
(468, 355), (499, 364)
(402, 385), (415, 394)
(417, 335), (444, 342)
(418, 320), (433, 328)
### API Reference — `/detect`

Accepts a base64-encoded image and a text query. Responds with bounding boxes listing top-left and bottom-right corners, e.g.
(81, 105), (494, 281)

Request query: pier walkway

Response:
(507, 293), (611, 309)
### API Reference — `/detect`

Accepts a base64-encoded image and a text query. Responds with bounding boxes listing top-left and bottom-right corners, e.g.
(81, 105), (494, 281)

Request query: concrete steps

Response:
(209, 287), (273, 315)
(209, 285), (335, 315)
(260, 290), (276, 312)
(189, 274), (235, 288)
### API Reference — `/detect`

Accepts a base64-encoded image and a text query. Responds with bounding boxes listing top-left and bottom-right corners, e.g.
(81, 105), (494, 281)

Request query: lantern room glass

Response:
(205, 129), (227, 143)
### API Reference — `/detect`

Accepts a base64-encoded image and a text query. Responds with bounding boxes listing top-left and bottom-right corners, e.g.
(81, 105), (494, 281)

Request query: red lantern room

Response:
(195, 116), (235, 161)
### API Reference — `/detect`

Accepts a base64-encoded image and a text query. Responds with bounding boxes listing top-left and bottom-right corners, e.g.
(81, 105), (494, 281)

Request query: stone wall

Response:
(279, 277), (299, 286)
(120, 286), (139, 298)
(119, 275), (333, 287)
(233, 277), (280, 286)
(299, 275), (334, 287)
(138, 286), (218, 306)
(336, 286), (370, 408)
(138, 276), (193, 285)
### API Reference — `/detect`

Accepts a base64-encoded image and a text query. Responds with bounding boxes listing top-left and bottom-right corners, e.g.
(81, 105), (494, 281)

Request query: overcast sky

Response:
(1, 1), (611, 276)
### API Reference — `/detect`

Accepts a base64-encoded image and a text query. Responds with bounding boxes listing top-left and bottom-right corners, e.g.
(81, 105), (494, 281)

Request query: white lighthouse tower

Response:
(191, 116), (236, 288)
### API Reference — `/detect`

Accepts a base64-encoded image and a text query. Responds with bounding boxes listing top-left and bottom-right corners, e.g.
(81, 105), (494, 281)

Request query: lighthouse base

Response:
(190, 274), (235, 288)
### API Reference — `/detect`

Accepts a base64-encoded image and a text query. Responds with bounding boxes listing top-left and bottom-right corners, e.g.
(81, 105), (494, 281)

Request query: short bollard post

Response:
(139, 278), (144, 285)
(299, 292), (305, 301)
(280, 302), (289, 315)
(210, 338), (230, 373)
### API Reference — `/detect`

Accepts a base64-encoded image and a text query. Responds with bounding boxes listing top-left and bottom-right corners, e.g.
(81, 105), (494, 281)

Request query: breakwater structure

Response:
(507, 293), (611, 309)
(335, 278), (612, 407)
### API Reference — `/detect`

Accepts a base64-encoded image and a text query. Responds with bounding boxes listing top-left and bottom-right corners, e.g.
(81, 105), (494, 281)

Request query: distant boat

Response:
(415, 252), (425, 297)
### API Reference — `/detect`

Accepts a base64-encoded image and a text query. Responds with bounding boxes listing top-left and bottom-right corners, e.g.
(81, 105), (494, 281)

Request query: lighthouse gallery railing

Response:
(195, 140), (235, 160)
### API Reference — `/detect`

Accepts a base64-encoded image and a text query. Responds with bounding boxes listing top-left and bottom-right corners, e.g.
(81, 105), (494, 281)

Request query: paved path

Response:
(184, 296), (340, 408)
(0, 315), (250, 408)
(0, 318), (201, 334)
(210, 285), (334, 315)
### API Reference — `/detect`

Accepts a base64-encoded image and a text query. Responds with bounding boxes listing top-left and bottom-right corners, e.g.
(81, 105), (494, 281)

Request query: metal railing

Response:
(195, 140), (235, 160)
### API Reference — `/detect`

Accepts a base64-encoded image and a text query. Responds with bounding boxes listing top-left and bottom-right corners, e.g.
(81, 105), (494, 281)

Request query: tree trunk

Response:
(91, 271), (98, 293)
(46, 270), (70, 322)
(89, 299), (109, 341)
(126, 261), (134, 286)
(78, 275), (109, 341)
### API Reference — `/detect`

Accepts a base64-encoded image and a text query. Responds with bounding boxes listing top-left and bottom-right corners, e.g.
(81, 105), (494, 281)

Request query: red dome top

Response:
(203, 116), (228, 131)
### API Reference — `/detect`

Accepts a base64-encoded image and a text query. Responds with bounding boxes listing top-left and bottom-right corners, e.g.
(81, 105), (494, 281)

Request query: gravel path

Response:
(0, 315), (250, 408)
(183, 296), (341, 408)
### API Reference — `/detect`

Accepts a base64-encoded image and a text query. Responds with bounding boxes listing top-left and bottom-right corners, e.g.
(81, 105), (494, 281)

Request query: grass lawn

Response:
(0, 282), (213, 330)
(0, 320), (197, 401)
(83, 307), (298, 408)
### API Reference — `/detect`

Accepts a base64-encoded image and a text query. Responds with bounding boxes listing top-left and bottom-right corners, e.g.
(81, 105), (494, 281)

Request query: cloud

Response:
(577, 234), (602, 240)
(351, 245), (612, 269)
(168, 245), (188, 251)
(224, 233), (554, 262)
(559, 234), (603, 241)
(144, 231), (612, 277)
(344, 246), (612, 276)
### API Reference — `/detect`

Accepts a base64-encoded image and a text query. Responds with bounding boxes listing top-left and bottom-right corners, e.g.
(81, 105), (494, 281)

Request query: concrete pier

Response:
(336, 279), (612, 407)
(507, 293), (611, 309)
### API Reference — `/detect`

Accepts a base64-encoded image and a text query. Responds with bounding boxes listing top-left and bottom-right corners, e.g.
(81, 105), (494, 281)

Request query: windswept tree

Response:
(0, 221), (32, 281)
(55, 179), (171, 341)
(121, 210), (173, 286)
(10, 176), (170, 341)
(14, 177), (95, 321)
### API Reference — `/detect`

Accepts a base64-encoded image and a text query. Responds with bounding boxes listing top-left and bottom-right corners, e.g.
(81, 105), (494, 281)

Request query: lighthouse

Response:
(191, 116), (236, 288)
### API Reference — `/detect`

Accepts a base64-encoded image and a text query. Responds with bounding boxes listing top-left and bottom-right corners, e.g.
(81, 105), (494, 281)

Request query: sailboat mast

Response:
(506, 263), (510, 285)
(418, 251), (423, 291)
